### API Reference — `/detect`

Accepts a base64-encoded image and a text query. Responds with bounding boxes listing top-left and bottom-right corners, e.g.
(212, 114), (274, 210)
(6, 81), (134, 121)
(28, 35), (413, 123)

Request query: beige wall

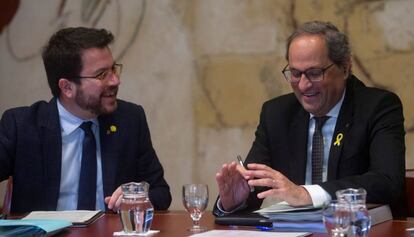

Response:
(1, 0), (413, 210)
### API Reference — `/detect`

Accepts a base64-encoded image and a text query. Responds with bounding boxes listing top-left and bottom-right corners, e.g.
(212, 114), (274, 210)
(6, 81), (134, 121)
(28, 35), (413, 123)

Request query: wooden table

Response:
(58, 211), (414, 237)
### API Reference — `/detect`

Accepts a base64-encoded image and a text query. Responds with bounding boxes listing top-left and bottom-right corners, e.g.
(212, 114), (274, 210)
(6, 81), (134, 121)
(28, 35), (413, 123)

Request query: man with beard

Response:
(0, 27), (171, 213)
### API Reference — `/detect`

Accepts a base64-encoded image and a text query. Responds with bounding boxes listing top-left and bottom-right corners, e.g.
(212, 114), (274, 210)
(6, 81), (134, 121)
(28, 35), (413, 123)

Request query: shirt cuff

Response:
(216, 197), (247, 214)
(302, 185), (331, 208)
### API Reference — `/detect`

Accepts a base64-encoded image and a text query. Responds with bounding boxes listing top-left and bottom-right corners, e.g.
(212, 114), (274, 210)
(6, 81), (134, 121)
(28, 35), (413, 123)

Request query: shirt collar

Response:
(309, 89), (346, 120)
(57, 99), (98, 136)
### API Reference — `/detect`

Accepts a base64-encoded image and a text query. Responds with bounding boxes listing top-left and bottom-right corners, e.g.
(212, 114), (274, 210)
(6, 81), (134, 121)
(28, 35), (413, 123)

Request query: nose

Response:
(297, 73), (312, 91)
(107, 72), (121, 86)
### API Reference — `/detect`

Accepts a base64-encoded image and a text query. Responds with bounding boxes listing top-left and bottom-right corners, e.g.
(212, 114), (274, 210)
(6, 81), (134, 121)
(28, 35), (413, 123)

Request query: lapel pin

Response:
(334, 133), (343, 146)
(107, 125), (117, 134)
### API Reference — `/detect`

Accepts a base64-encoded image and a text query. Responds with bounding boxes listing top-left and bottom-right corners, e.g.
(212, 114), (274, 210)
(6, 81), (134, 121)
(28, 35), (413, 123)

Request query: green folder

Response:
(0, 219), (72, 237)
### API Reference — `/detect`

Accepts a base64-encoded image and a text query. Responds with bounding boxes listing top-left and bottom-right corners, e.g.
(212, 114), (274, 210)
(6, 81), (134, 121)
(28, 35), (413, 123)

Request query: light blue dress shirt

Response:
(56, 99), (105, 210)
(302, 90), (346, 207)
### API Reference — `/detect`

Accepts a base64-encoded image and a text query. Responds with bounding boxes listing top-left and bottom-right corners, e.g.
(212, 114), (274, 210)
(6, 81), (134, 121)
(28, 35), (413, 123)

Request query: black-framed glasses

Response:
(281, 63), (334, 83)
(73, 63), (123, 81)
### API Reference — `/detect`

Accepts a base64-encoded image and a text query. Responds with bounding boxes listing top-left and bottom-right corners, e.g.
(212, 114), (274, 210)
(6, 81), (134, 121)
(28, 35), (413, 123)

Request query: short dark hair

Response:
(285, 21), (351, 68)
(42, 27), (114, 97)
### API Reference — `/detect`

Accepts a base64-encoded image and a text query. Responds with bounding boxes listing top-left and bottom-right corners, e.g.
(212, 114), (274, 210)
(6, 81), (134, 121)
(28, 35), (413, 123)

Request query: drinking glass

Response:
(322, 201), (351, 237)
(336, 188), (371, 237)
(182, 184), (209, 232)
(118, 182), (154, 234)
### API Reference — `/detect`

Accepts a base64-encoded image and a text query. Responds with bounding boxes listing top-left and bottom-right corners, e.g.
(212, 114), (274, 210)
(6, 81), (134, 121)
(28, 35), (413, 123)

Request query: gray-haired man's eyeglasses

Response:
(282, 63), (334, 83)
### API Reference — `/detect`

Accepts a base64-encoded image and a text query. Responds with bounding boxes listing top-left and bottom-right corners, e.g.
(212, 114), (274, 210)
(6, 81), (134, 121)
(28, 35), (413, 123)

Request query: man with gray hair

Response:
(214, 21), (405, 216)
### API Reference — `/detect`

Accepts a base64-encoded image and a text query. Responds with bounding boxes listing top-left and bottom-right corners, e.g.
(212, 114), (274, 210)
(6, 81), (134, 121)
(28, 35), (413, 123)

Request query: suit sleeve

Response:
(135, 106), (172, 210)
(320, 92), (405, 205)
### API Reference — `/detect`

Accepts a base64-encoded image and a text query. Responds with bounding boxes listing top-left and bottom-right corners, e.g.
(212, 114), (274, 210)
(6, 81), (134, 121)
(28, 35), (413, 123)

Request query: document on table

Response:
(190, 230), (310, 237)
(254, 201), (316, 214)
(23, 210), (104, 226)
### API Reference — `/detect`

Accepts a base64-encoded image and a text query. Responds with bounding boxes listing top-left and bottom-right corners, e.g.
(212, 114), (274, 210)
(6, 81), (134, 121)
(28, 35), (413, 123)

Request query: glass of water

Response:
(322, 201), (351, 237)
(336, 188), (371, 237)
(118, 182), (154, 234)
(182, 184), (209, 232)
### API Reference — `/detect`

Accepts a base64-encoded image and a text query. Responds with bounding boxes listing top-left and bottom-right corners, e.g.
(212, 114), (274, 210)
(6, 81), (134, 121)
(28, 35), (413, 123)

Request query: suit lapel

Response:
(39, 98), (62, 210)
(99, 115), (120, 197)
(288, 107), (309, 184)
(327, 78), (355, 180)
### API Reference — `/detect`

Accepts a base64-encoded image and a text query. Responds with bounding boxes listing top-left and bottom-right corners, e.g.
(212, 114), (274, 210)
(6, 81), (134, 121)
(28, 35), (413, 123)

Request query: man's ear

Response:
(343, 60), (352, 79)
(58, 78), (75, 98)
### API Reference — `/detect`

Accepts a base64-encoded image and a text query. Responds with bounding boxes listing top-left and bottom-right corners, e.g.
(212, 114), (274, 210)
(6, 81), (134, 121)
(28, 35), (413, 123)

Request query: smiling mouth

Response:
(303, 92), (319, 97)
(102, 87), (118, 97)
(103, 92), (116, 97)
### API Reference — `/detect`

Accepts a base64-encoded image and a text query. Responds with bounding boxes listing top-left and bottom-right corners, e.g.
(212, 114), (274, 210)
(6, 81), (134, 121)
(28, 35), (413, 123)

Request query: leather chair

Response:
(406, 169), (414, 217)
(1, 177), (12, 215)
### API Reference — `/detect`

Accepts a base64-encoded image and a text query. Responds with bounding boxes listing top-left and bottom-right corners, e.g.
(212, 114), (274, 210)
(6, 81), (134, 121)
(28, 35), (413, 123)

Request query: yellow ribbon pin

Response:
(334, 133), (343, 146)
(107, 125), (117, 134)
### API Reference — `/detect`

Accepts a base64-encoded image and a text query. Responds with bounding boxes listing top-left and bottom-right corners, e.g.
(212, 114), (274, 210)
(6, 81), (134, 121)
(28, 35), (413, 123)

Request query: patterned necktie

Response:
(77, 121), (97, 210)
(311, 116), (329, 184)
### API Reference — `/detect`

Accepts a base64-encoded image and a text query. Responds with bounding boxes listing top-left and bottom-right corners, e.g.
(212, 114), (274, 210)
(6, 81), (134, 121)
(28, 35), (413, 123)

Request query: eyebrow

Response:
(289, 66), (324, 71)
(90, 63), (115, 75)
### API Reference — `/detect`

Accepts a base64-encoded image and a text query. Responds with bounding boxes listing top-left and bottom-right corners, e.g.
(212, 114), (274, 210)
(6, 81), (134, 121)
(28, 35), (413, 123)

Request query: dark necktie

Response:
(77, 121), (97, 210)
(311, 116), (329, 184)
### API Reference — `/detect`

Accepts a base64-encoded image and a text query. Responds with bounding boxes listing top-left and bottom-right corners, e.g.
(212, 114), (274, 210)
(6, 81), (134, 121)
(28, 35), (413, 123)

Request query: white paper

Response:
(254, 201), (315, 214)
(113, 230), (160, 236)
(23, 210), (102, 223)
(190, 230), (310, 237)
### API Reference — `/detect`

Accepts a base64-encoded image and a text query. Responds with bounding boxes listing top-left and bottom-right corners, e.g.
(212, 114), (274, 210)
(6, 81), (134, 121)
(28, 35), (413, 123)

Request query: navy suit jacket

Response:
(0, 98), (171, 213)
(214, 75), (405, 215)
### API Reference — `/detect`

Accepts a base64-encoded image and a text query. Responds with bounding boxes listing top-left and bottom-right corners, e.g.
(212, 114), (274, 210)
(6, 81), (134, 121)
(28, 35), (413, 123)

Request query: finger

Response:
(248, 177), (276, 188)
(246, 164), (284, 180)
(257, 189), (280, 199)
(104, 196), (111, 204)
(216, 172), (227, 191)
(107, 187), (122, 210)
(246, 169), (275, 180)
(247, 163), (273, 171)
(113, 195), (123, 211)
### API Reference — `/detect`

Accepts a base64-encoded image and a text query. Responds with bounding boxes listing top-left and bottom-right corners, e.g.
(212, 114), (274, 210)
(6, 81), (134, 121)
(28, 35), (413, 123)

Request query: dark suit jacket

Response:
(0, 98), (172, 213)
(214, 75), (405, 215)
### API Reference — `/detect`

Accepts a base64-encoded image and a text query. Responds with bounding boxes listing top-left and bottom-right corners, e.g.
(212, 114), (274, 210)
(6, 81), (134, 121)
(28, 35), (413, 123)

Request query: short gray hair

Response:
(285, 21), (351, 67)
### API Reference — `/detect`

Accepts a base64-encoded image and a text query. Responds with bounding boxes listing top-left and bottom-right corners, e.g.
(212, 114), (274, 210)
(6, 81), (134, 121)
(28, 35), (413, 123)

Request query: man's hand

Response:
(104, 186), (122, 211)
(215, 161), (251, 211)
(246, 163), (312, 206)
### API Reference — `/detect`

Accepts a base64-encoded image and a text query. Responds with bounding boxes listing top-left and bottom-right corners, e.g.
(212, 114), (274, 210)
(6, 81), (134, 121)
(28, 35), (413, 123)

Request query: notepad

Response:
(23, 210), (104, 226)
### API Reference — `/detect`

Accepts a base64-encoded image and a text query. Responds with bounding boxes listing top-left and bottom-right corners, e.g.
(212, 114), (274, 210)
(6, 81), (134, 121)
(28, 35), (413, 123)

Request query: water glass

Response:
(322, 201), (351, 237)
(118, 182), (154, 234)
(182, 184), (209, 232)
(336, 188), (371, 237)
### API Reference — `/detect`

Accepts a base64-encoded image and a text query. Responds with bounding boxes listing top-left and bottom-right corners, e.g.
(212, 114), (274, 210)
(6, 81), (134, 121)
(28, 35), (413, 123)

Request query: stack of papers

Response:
(255, 202), (322, 222)
(254, 202), (393, 233)
(254, 202), (325, 232)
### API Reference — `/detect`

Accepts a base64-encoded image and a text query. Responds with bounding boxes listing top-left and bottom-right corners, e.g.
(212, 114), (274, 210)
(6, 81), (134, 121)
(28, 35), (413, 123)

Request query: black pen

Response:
(237, 155), (255, 192)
